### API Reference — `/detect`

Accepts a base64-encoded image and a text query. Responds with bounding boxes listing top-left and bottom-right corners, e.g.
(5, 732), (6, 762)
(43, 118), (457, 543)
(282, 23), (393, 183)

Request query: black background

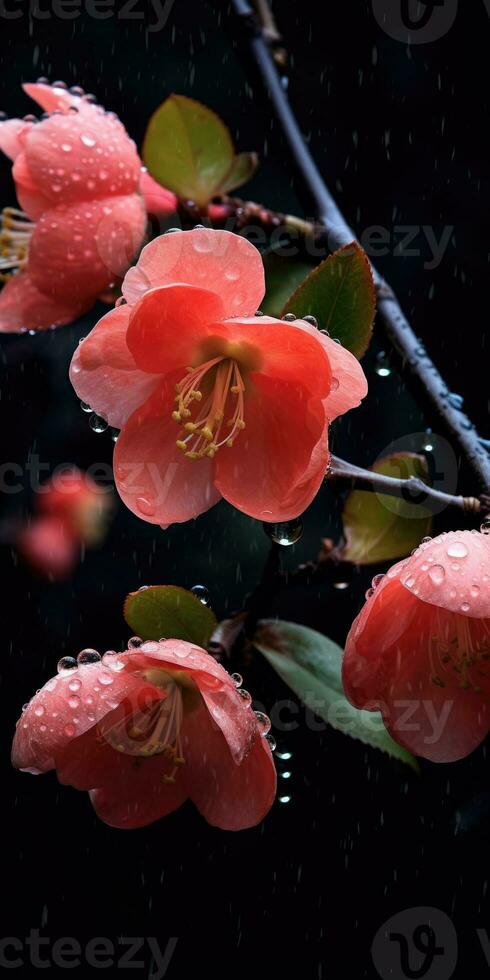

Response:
(0, 1), (489, 977)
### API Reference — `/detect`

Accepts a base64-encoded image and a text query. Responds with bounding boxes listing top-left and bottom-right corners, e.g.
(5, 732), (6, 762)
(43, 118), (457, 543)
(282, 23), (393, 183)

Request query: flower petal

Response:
(12, 152), (53, 220)
(293, 319), (368, 420)
(89, 751), (188, 829)
(126, 284), (226, 373)
(23, 100), (141, 206)
(122, 228), (265, 316)
(0, 118), (28, 161)
(183, 705), (276, 830)
(22, 81), (79, 115)
(0, 270), (86, 333)
(125, 639), (257, 764)
(140, 171), (177, 217)
(114, 375), (221, 526)
(28, 195), (146, 305)
(16, 515), (78, 580)
(398, 530), (490, 618)
(214, 373), (327, 521)
(11, 664), (160, 774)
(70, 304), (160, 429)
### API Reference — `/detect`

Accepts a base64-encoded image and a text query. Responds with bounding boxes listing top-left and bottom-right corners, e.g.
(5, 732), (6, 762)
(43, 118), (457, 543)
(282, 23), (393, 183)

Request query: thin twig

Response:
(229, 0), (490, 492)
(252, 0), (288, 68)
(328, 455), (484, 516)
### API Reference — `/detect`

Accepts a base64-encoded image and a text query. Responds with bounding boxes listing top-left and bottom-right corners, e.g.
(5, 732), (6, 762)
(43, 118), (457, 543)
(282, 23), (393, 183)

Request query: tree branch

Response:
(229, 0), (490, 492)
(328, 455), (484, 516)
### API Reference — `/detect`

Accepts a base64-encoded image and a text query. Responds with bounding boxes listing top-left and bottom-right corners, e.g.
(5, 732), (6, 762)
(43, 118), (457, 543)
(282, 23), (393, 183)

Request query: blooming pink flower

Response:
(342, 529), (490, 762)
(12, 639), (276, 830)
(70, 227), (367, 527)
(0, 82), (147, 332)
(16, 468), (113, 579)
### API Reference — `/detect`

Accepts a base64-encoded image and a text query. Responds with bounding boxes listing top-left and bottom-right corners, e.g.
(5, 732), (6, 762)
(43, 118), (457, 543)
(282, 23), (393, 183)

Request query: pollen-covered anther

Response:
(172, 354), (247, 460)
(0, 207), (35, 280)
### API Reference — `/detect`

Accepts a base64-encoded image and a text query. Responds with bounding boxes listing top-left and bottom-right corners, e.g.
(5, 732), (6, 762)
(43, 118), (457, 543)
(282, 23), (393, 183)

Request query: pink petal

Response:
(183, 705), (276, 830)
(16, 516), (78, 580)
(13, 152), (52, 220)
(89, 751), (187, 829)
(214, 373), (327, 522)
(0, 271), (86, 333)
(23, 101), (141, 206)
(122, 228), (265, 316)
(114, 374), (221, 525)
(0, 118), (28, 161)
(22, 82), (79, 114)
(12, 664), (160, 774)
(126, 284), (226, 373)
(125, 639), (257, 764)
(70, 304), (160, 429)
(293, 318), (368, 420)
(140, 171), (177, 217)
(398, 530), (490, 618)
(28, 195), (146, 305)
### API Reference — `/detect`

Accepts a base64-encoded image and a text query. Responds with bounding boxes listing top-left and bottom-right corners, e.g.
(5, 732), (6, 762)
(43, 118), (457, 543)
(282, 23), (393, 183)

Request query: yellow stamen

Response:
(172, 355), (247, 459)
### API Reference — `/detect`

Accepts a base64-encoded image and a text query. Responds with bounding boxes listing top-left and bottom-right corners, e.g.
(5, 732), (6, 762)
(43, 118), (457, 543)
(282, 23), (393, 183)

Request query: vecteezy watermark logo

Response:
(0, 0), (176, 34)
(372, 907), (458, 980)
(0, 933), (178, 976)
(372, 0), (459, 43)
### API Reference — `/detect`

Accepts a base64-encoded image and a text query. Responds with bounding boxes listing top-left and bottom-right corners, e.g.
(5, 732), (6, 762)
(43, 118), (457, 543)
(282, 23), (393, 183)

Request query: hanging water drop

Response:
(265, 733), (277, 751)
(77, 648), (101, 666)
(231, 672), (243, 688)
(190, 584), (210, 605)
(254, 711), (272, 735)
(57, 656), (77, 674)
(89, 412), (108, 433)
(375, 351), (391, 377)
(263, 518), (303, 546)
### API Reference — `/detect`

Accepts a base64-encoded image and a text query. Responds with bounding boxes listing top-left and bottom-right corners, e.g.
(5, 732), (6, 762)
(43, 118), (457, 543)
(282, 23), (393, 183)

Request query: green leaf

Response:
(262, 250), (316, 317)
(281, 242), (376, 357)
(143, 95), (234, 208)
(124, 585), (217, 647)
(254, 619), (418, 770)
(340, 452), (433, 565)
(219, 152), (258, 195)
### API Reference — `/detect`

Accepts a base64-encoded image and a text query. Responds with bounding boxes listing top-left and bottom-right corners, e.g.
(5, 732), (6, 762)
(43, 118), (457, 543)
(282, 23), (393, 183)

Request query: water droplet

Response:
(421, 535), (432, 544)
(375, 351), (391, 377)
(447, 541), (469, 559)
(68, 696), (80, 710)
(461, 601), (471, 613)
(128, 636), (143, 648)
(98, 672), (113, 686)
(68, 678), (81, 692)
(302, 314), (318, 328)
(136, 497), (155, 517)
(61, 143), (72, 153)
(231, 672), (243, 688)
(371, 574), (385, 590)
(265, 733), (277, 751)
(333, 581), (349, 590)
(405, 576), (416, 590)
(34, 705), (45, 717)
(254, 711), (272, 735)
(77, 649), (101, 666)
(238, 689), (252, 705)
(80, 133), (96, 147)
(365, 587), (374, 600)
(481, 521), (490, 535)
(263, 518), (303, 546)
(57, 656), (77, 674)
(282, 313), (296, 322)
(276, 750), (292, 761)
(470, 585), (480, 598)
(190, 584), (210, 605)
(89, 412), (108, 433)
(140, 641), (160, 653)
(429, 564), (446, 586)
(330, 377), (339, 391)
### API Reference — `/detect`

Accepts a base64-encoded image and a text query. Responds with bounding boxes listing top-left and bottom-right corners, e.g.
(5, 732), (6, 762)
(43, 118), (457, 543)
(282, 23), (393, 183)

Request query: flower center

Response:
(172, 356), (246, 459)
(0, 207), (35, 282)
(429, 612), (490, 692)
(99, 673), (186, 783)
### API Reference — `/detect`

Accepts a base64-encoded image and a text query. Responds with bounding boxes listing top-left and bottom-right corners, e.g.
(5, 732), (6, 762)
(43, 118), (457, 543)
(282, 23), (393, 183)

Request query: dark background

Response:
(0, 1), (489, 977)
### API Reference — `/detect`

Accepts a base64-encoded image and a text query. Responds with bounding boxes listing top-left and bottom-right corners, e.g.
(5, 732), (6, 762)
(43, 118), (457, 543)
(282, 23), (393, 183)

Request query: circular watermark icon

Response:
(372, 0), (459, 43)
(372, 907), (458, 980)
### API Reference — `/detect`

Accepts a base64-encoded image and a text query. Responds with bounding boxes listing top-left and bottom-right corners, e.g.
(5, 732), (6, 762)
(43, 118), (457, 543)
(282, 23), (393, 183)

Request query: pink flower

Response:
(139, 170), (177, 220)
(342, 529), (490, 762)
(12, 639), (277, 830)
(0, 82), (147, 332)
(16, 467), (113, 579)
(70, 228), (367, 527)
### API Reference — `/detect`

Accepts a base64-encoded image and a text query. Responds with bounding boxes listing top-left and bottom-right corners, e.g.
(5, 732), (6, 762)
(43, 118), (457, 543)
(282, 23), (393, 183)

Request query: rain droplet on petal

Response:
(77, 649), (101, 666)
(447, 541), (469, 559)
(254, 711), (272, 735)
(231, 672), (243, 688)
(264, 518), (303, 546)
(428, 564), (446, 586)
(57, 656), (77, 674)
(89, 412), (108, 433)
(190, 584), (210, 605)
